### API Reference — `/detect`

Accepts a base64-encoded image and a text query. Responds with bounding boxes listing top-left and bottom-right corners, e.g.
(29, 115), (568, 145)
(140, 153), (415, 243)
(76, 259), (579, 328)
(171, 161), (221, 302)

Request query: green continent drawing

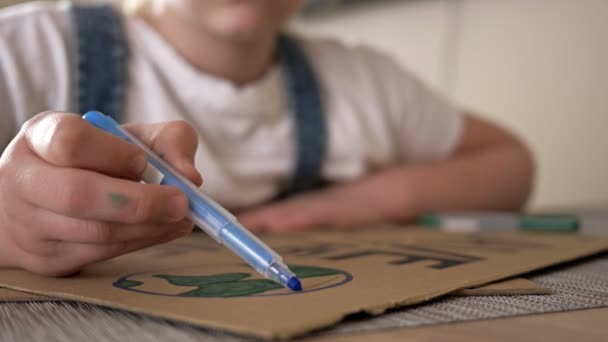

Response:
(153, 265), (341, 298)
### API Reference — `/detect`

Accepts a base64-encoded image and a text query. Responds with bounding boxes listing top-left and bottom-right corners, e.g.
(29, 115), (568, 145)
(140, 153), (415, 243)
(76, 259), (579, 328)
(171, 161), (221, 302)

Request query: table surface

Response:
(2, 210), (607, 341)
(2, 301), (606, 341)
(306, 307), (608, 342)
(1, 253), (606, 341)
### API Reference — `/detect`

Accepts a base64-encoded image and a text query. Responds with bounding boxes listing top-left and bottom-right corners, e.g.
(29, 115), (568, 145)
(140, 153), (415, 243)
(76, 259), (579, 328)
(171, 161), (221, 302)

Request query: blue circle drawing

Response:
(113, 264), (353, 298)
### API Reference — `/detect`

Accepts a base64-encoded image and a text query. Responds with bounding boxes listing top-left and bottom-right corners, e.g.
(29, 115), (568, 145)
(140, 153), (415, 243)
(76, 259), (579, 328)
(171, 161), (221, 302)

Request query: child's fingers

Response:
(239, 200), (329, 233)
(238, 209), (275, 233)
(26, 206), (193, 244)
(23, 111), (147, 181)
(125, 121), (203, 186)
(59, 227), (190, 273)
(15, 152), (189, 224)
(20, 228), (191, 277)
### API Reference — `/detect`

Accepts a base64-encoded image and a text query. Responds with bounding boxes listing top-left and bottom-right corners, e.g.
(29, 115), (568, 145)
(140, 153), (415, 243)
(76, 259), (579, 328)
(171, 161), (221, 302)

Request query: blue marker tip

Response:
(287, 277), (302, 292)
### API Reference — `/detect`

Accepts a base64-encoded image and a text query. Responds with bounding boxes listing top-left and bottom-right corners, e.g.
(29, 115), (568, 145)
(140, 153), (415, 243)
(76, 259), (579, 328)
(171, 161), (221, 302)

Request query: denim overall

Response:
(71, 4), (327, 198)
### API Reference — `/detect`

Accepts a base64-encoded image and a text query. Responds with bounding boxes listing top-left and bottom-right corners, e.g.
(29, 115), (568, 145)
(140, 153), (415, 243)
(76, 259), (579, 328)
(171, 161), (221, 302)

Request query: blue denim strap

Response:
(276, 34), (328, 198)
(71, 4), (127, 122)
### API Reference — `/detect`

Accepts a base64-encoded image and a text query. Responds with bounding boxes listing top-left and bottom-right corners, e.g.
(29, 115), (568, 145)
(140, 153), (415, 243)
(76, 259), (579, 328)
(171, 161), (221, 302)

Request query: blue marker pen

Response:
(83, 111), (302, 292)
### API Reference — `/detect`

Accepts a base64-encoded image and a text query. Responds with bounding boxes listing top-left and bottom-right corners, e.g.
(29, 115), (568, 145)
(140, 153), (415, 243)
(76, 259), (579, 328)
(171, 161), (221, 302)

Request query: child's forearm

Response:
(327, 114), (535, 224)
(409, 143), (534, 215)
(238, 114), (534, 232)
(344, 141), (534, 223)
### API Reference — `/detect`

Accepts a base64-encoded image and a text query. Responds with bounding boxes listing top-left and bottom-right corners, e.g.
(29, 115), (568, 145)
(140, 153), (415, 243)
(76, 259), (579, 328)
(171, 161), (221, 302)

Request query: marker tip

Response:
(287, 277), (302, 292)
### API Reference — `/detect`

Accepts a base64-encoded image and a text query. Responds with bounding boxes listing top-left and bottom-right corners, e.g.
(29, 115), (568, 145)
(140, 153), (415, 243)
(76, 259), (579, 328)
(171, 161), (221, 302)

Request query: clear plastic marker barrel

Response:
(83, 111), (302, 292)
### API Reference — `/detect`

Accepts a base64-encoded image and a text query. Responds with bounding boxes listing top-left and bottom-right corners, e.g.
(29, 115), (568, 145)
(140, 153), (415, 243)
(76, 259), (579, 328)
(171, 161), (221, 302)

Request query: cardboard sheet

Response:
(453, 278), (552, 296)
(0, 228), (605, 339)
(0, 277), (550, 302)
(0, 288), (53, 302)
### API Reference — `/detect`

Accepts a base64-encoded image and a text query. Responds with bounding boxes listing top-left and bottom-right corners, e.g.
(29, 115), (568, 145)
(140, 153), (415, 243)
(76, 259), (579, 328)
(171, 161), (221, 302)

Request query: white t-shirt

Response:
(0, 1), (463, 209)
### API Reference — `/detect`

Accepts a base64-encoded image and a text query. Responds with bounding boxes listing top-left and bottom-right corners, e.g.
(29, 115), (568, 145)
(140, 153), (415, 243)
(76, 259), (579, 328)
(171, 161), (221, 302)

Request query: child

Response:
(0, 0), (534, 276)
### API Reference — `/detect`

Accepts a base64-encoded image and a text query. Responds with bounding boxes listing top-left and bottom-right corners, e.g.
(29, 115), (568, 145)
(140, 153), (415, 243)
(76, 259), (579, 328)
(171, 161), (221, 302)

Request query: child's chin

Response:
(207, 7), (278, 39)
(209, 19), (275, 42)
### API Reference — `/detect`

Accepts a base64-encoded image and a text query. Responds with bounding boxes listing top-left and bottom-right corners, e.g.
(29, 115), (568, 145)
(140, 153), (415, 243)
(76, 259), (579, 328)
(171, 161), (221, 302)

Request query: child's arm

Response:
(238, 113), (534, 232)
(0, 112), (202, 275)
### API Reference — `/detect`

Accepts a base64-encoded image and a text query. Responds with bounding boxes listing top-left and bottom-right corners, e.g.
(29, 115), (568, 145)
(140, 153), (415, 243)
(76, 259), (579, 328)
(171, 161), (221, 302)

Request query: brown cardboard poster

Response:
(0, 228), (605, 339)
(0, 277), (550, 302)
(0, 288), (54, 302)
(453, 278), (552, 296)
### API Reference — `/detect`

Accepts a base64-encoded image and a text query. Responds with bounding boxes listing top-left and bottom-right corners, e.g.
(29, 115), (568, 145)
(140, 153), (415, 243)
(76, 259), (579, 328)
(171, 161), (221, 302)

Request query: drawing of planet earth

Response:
(113, 264), (352, 298)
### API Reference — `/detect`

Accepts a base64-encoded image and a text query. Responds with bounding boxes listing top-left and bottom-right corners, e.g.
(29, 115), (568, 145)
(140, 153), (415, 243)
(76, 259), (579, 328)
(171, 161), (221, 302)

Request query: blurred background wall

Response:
(2, 0), (607, 211)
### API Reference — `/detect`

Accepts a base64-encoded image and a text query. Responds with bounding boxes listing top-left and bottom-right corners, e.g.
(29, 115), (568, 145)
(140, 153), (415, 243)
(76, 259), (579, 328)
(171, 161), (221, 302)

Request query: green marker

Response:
(419, 212), (579, 233)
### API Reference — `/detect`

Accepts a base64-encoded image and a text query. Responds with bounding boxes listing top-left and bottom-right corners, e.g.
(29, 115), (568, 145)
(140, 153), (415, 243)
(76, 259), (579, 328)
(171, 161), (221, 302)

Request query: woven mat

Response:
(1, 254), (606, 341)
(332, 253), (608, 335)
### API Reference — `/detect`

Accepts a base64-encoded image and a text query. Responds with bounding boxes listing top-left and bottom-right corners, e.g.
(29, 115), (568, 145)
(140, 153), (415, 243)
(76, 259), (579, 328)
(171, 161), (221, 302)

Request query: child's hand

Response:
(238, 191), (335, 233)
(0, 111), (202, 276)
(237, 177), (399, 233)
